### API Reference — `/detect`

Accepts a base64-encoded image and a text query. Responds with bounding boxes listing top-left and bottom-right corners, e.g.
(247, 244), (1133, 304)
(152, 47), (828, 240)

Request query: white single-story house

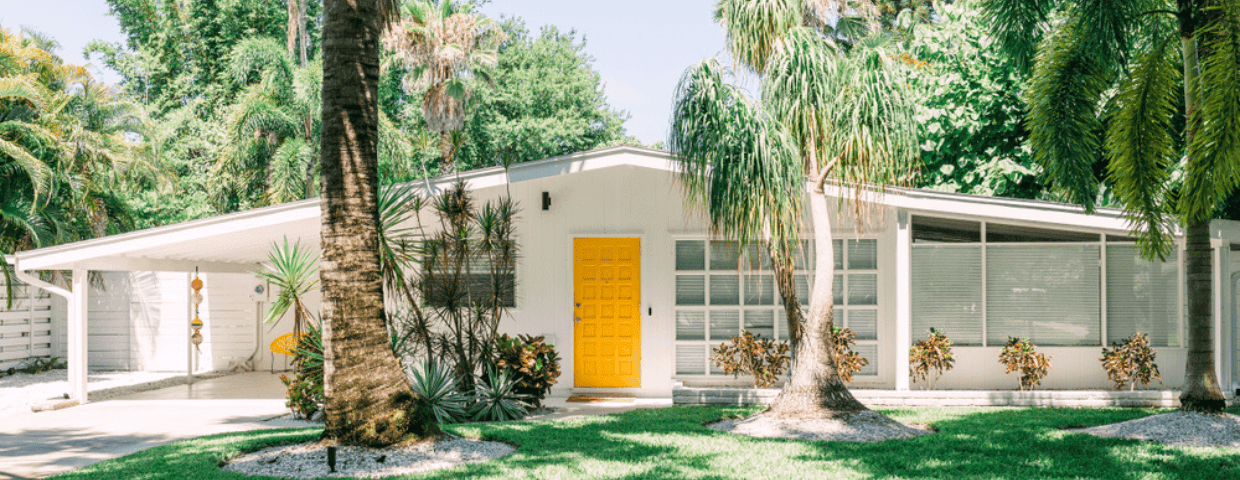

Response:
(5, 146), (1240, 402)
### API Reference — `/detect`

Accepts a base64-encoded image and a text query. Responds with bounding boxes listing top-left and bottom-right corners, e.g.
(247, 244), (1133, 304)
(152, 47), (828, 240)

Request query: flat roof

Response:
(12, 145), (1194, 273)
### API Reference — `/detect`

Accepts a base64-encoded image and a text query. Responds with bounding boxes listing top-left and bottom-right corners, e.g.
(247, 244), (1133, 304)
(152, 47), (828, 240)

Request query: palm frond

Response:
(1181, 3), (1240, 224)
(1024, 20), (1110, 212)
(265, 138), (314, 204)
(1106, 35), (1179, 261)
(979, 0), (1056, 73)
(668, 58), (804, 255)
(715, 0), (803, 73)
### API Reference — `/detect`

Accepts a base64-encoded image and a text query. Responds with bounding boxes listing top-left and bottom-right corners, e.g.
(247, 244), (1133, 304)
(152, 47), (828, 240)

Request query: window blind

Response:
(987, 244), (1100, 346)
(911, 245), (983, 345)
(1106, 245), (1179, 347)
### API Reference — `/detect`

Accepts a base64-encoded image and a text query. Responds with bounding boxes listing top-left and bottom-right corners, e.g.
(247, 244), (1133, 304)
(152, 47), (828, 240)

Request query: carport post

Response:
(69, 269), (88, 404)
(895, 210), (912, 391)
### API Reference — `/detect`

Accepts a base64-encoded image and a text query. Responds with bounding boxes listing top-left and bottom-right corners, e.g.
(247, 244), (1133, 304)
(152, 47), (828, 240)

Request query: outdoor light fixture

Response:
(327, 446), (337, 472)
(542, 191), (551, 210)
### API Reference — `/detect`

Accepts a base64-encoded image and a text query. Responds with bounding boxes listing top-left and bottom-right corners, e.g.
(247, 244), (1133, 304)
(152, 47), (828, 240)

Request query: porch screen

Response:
(911, 245), (983, 345)
(1106, 245), (1180, 347)
(986, 244), (1101, 346)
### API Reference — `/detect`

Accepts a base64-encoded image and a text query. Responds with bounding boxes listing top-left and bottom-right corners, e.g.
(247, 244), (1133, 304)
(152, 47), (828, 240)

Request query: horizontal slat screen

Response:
(855, 344), (877, 376)
(676, 310), (705, 340)
(676, 345), (706, 375)
(744, 310), (775, 338)
(1106, 245), (1179, 346)
(710, 310), (740, 340)
(912, 245), (983, 345)
(987, 245), (1100, 346)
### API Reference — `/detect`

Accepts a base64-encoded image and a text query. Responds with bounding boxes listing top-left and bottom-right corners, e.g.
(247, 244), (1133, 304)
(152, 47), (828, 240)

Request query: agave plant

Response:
(408, 359), (469, 426)
(470, 366), (529, 422)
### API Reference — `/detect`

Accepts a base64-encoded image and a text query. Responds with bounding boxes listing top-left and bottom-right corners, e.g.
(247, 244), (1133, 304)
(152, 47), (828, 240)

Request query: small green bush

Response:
(910, 328), (956, 390)
(280, 322), (323, 419)
(711, 331), (791, 388)
(999, 337), (1051, 391)
(1101, 332), (1162, 391)
(494, 334), (562, 408)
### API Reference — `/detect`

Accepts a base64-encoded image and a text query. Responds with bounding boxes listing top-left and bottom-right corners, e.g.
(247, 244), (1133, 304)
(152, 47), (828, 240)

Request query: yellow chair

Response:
(270, 332), (305, 372)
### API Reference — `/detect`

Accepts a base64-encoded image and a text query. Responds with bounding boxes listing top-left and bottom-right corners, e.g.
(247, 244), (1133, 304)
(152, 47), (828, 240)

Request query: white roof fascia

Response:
(822, 183), (1179, 237)
(408, 146), (679, 194)
(14, 198), (319, 272)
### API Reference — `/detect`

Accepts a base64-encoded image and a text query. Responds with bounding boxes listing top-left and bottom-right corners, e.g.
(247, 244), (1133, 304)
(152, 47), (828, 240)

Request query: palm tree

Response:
(982, 0), (1237, 412)
(671, 1), (920, 418)
(319, 0), (429, 446)
(382, 0), (506, 172)
(1, 27), (150, 302)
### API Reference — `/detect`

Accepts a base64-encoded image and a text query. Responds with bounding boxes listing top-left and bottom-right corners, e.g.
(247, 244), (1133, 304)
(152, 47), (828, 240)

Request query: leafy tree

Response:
(907, 1), (1041, 198)
(1, 27), (151, 299)
(383, 0), (507, 171)
(452, 20), (630, 171)
(671, 1), (920, 418)
(319, 0), (428, 446)
(983, 0), (1238, 412)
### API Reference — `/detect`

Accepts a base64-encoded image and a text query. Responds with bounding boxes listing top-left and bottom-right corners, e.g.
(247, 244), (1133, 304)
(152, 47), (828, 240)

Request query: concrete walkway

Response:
(0, 372), (290, 479)
(0, 373), (674, 479)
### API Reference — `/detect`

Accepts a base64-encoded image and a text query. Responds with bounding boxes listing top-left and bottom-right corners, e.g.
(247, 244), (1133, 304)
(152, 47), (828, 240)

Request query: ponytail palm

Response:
(983, 0), (1240, 412)
(671, 1), (920, 419)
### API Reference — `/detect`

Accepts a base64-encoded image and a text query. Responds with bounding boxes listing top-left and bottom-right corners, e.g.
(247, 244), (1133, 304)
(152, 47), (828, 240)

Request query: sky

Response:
(0, 0), (738, 145)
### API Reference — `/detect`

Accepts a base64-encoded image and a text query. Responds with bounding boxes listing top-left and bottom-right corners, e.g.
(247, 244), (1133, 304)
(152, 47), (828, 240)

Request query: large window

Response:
(910, 216), (1182, 347)
(674, 239), (878, 377)
(423, 252), (516, 307)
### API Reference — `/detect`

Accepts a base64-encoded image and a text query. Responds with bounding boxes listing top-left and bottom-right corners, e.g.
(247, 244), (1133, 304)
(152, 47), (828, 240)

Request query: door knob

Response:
(575, 302), (581, 308)
(575, 317), (582, 323)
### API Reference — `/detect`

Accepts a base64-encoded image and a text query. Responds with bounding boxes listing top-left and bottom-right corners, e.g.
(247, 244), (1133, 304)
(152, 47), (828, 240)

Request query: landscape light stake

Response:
(327, 446), (336, 472)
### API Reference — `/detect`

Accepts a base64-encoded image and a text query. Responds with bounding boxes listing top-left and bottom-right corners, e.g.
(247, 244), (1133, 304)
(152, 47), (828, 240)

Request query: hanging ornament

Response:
(192, 270), (205, 351)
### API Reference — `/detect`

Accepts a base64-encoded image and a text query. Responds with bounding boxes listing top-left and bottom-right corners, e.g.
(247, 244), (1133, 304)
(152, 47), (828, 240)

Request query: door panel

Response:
(574, 238), (641, 388)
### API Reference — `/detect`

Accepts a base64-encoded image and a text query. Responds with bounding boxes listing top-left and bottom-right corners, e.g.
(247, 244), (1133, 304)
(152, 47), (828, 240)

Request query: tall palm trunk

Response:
(765, 186), (867, 418)
(320, 0), (425, 446)
(1176, 2), (1226, 412)
(1181, 219), (1226, 411)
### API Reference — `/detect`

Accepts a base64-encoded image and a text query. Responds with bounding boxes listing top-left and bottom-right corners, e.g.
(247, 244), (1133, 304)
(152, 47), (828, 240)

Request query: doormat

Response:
(566, 395), (636, 403)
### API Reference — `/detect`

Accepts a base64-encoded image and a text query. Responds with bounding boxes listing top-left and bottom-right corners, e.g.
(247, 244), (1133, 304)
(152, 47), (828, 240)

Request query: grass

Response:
(51, 405), (1240, 479)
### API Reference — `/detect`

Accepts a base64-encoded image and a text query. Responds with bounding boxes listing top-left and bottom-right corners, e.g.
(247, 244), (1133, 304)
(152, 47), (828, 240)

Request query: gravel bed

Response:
(709, 410), (932, 442)
(1079, 411), (1240, 448)
(221, 435), (514, 479)
(0, 370), (192, 418)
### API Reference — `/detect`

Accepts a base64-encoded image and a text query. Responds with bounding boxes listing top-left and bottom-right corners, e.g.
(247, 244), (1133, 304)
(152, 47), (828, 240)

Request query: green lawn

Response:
(52, 406), (1240, 479)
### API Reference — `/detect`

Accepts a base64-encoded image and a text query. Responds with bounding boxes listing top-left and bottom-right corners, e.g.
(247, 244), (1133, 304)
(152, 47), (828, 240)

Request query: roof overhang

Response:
(12, 145), (1190, 274)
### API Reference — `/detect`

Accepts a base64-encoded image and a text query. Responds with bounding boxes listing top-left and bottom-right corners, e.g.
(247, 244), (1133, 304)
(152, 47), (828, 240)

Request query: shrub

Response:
(280, 322), (324, 419)
(910, 328), (956, 390)
(470, 366), (530, 422)
(832, 327), (869, 382)
(494, 334), (562, 408)
(999, 337), (1051, 391)
(408, 359), (470, 425)
(1100, 332), (1162, 391)
(711, 331), (791, 388)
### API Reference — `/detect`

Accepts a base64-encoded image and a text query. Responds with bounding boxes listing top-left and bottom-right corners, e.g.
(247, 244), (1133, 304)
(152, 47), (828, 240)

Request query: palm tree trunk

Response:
(1181, 219), (1226, 411)
(320, 0), (427, 446)
(1176, 4), (1226, 412)
(764, 187), (867, 418)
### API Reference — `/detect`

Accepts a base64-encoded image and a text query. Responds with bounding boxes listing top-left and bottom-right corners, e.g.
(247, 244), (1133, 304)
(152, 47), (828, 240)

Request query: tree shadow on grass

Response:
(792, 406), (1240, 480)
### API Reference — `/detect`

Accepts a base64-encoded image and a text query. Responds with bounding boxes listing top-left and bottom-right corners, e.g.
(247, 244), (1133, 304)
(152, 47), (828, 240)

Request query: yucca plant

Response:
(256, 237), (319, 337)
(999, 337), (1051, 391)
(470, 366), (529, 422)
(910, 328), (956, 390)
(408, 359), (470, 426)
(1101, 332), (1163, 391)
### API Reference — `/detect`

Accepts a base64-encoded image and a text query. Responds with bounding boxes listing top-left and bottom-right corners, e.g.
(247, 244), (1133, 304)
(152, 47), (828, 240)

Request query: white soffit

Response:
(14, 145), (1172, 273)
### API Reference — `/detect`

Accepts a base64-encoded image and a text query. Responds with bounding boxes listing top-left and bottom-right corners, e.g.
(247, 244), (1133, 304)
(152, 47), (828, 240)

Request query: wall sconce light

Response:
(542, 191), (551, 211)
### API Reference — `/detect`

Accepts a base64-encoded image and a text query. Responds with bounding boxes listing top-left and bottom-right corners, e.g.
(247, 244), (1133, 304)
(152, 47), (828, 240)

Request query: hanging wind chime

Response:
(191, 269), (204, 351)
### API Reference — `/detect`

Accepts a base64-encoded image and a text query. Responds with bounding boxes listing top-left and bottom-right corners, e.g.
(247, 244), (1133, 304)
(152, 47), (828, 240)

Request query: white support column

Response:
(69, 269), (88, 404)
(895, 210), (911, 391)
(1214, 243), (1226, 387)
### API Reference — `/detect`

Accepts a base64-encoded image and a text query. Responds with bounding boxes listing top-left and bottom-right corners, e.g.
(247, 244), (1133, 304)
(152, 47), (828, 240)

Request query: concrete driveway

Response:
(0, 373), (293, 479)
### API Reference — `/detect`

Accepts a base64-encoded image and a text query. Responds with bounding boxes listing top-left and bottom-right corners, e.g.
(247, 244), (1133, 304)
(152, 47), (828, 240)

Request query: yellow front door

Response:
(573, 237), (641, 388)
